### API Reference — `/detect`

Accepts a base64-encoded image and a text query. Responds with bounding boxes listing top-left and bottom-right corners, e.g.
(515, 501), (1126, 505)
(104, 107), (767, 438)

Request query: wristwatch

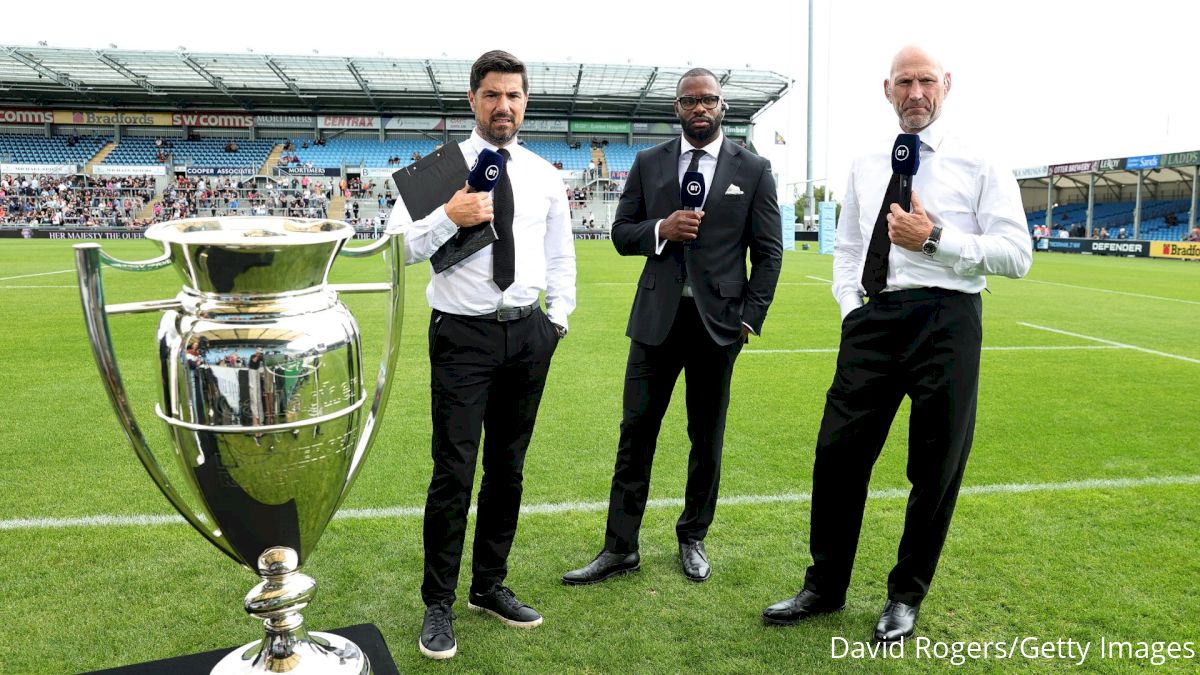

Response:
(921, 225), (943, 256)
(552, 323), (568, 339)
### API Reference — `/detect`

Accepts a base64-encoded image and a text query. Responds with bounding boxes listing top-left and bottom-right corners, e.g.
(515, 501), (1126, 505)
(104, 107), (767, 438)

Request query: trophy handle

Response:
(74, 243), (239, 562)
(332, 233), (404, 503)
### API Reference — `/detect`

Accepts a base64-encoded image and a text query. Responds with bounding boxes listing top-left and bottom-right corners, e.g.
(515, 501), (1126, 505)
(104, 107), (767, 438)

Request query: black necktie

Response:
(860, 173), (904, 297)
(685, 148), (703, 176)
(492, 148), (515, 291)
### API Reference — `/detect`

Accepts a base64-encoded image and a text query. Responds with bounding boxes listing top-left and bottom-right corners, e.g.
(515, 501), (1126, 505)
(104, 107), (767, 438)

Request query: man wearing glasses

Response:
(563, 68), (782, 586)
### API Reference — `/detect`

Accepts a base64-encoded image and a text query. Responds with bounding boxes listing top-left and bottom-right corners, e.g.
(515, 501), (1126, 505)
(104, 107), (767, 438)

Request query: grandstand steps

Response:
(135, 197), (160, 223)
(84, 142), (118, 174)
(591, 146), (607, 178)
(329, 192), (347, 223)
(261, 143), (285, 175)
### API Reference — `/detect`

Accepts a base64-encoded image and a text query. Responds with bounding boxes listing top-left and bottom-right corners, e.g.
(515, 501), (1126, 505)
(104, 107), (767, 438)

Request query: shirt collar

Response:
(467, 128), (516, 158)
(916, 119), (945, 153)
(681, 131), (724, 159)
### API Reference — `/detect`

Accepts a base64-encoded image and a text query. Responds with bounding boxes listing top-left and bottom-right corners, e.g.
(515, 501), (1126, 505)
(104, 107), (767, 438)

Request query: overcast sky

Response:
(8, 0), (1199, 200)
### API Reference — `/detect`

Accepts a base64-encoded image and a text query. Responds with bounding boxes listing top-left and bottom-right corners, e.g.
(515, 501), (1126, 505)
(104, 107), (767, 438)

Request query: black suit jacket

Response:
(612, 137), (783, 346)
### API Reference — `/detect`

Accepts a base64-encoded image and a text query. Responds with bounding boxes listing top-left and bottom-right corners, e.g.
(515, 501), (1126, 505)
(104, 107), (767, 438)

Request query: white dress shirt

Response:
(832, 119), (1032, 319)
(653, 131), (723, 254)
(386, 129), (577, 329)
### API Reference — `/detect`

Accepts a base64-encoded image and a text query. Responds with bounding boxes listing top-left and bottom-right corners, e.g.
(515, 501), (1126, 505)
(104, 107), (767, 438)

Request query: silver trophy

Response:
(75, 217), (403, 674)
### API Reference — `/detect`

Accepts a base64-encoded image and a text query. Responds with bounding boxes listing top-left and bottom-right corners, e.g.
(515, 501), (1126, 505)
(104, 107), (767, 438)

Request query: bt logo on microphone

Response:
(686, 180), (703, 196)
(485, 165), (500, 181)
(894, 145), (910, 162)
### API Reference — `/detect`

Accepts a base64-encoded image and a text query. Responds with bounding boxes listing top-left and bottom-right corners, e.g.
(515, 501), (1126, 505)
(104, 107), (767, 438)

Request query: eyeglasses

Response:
(675, 95), (722, 110)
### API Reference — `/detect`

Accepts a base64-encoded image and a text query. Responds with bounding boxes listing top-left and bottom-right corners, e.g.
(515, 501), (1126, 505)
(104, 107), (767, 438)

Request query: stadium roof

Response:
(0, 45), (790, 123)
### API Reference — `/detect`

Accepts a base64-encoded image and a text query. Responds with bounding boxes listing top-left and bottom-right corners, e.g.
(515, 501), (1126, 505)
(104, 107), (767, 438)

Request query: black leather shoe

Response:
(562, 550), (640, 585)
(680, 541), (711, 582)
(874, 599), (919, 642)
(418, 602), (456, 659)
(468, 585), (543, 628)
(762, 589), (846, 626)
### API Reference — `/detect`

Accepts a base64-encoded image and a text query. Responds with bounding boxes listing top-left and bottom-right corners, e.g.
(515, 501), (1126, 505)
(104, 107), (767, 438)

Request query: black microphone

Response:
(681, 171), (706, 211)
(467, 148), (505, 193)
(891, 134), (920, 211)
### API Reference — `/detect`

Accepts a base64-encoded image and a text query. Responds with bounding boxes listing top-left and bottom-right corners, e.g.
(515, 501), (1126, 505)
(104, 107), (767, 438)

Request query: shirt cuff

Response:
(932, 225), (964, 266)
(838, 293), (864, 320)
(546, 308), (568, 331)
(653, 219), (667, 255)
(742, 322), (758, 336)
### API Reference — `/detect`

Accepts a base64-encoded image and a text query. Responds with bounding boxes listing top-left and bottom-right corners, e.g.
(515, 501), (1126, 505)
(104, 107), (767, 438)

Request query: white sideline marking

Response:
(805, 275), (832, 283)
(1020, 278), (1200, 306)
(1019, 322), (1200, 364)
(4, 474), (1198, 532)
(744, 345), (1124, 355)
(0, 285), (77, 289)
(0, 269), (74, 282)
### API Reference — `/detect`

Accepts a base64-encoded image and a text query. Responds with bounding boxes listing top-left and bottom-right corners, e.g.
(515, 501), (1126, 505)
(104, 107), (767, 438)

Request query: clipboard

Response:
(392, 143), (497, 273)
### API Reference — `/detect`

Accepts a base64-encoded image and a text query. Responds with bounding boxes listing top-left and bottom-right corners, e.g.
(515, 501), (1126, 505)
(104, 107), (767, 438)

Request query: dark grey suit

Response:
(604, 136), (782, 552)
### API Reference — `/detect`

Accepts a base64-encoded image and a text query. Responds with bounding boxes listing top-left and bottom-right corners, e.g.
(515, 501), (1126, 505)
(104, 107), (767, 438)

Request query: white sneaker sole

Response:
(467, 602), (544, 628)
(418, 639), (457, 659)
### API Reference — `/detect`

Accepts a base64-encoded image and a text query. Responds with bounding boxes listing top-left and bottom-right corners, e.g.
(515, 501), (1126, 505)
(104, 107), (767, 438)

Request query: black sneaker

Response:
(419, 602), (456, 659)
(467, 585), (543, 628)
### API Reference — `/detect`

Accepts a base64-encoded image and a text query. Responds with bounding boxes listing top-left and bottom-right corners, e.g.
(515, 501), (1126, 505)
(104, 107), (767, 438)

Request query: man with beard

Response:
(385, 50), (576, 659)
(562, 68), (782, 586)
(761, 45), (1030, 642)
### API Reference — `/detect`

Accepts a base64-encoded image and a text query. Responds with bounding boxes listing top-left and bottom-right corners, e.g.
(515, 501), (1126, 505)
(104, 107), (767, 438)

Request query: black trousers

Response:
(421, 307), (559, 606)
(803, 288), (982, 606)
(604, 297), (743, 553)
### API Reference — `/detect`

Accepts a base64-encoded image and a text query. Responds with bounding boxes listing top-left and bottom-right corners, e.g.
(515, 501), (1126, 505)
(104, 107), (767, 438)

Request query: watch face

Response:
(922, 241), (938, 256)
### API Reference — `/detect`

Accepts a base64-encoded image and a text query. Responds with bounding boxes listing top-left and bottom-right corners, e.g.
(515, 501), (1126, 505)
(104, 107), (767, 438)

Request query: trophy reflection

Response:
(75, 217), (402, 674)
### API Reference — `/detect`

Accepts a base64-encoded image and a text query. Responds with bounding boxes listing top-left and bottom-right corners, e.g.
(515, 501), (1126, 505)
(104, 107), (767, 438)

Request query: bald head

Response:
(884, 45), (951, 133)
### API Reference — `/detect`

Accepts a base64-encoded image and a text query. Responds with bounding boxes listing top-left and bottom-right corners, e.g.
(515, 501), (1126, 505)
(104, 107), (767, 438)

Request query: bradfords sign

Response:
(53, 110), (171, 126)
(320, 116), (381, 130)
(0, 108), (53, 124)
(171, 112), (254, 128)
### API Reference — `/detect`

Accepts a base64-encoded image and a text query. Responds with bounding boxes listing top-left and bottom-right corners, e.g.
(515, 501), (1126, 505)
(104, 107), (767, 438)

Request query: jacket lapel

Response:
(660, 138), (682, 211)
(705, 138), (742, 211)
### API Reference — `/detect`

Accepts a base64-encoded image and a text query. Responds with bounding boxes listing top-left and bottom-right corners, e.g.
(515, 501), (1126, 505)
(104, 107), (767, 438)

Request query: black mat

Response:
(86, 623), (397, 674)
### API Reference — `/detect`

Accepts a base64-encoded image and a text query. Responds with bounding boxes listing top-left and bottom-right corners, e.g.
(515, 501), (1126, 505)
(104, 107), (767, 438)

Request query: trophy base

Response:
(213, 631), (371, 674)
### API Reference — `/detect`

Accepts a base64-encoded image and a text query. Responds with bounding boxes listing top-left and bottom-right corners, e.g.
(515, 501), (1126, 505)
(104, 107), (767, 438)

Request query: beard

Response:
(682, 108), (724, 144)
(477, 113), (520, 146)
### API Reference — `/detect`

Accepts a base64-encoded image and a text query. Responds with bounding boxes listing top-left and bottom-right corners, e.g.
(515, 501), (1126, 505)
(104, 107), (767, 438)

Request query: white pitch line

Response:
(1019, 322), (1200, 364)
(0, 285), (77, 289)
(1020, 278), (1200, 306)
(3, 474), (1198, 532)
(805, 275), (832, 283)
(744, 345), (1125, 355)
(0, 268), (74, 282)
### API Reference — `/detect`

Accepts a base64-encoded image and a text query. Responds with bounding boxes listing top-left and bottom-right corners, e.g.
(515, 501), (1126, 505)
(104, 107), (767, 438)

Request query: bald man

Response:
(762, 46), (1031, 641)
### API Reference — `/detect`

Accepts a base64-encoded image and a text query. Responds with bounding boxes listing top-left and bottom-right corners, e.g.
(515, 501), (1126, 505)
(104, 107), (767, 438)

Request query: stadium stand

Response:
(603, 143), (656, 174)
(1026, 199), (1192, 237)
(102, 138), (277, 168)
(287, 138), (439, 168)
(0, 134), (108, 165)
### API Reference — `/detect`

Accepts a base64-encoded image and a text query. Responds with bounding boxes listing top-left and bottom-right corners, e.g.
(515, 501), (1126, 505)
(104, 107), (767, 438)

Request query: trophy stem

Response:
(212, 547), (370, 674)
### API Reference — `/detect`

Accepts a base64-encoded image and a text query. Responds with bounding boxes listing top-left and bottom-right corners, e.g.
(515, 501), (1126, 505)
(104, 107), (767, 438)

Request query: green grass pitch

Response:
(0, 238), (1197, 672)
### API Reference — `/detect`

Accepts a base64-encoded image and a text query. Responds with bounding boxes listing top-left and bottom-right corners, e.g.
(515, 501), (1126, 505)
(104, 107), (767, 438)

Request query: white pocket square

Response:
(725, 184), (744, 195)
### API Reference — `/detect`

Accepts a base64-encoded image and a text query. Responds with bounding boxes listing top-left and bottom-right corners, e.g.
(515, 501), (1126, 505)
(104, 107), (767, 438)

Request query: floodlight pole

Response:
(805, 0), (815, 229)
(1133, 170), (1143, 239)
